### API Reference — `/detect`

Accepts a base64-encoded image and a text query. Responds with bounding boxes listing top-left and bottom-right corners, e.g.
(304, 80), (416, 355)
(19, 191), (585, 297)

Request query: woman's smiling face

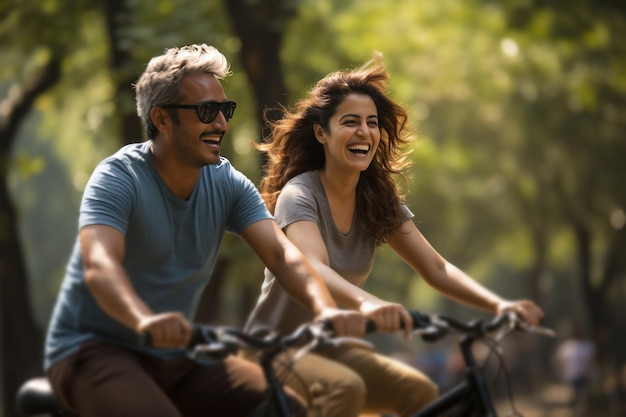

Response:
(316, 93), (380, 173)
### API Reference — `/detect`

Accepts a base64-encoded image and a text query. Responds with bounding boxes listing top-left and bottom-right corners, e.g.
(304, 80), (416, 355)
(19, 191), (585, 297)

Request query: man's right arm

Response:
(80, 224), (192, 348)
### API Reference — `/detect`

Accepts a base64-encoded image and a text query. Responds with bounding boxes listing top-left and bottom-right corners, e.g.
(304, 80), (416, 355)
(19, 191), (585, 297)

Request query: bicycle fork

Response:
(460, 335), (497, 417)
(412, 335), (497, 417)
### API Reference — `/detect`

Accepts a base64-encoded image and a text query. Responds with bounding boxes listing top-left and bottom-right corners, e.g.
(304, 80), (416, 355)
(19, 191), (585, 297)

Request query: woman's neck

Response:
(318, 168), (358, 234)
(318, 168), (358, 201)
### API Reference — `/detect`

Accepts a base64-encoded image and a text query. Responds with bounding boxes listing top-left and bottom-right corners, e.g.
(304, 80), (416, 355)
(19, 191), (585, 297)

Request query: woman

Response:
(244, 53), (544, 417)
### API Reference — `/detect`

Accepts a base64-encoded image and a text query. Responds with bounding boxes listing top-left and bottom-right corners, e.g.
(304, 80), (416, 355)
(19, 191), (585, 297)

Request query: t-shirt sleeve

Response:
(79, 159), (134, 234)
(274, 181), (319, 230)
(400, 204), (415, 223)
(225, 168), (273, 235)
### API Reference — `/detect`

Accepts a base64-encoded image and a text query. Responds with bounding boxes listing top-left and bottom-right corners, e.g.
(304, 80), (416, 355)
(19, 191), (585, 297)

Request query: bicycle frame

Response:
(413, 334), (497, 416)
(258, 347), (294, 417)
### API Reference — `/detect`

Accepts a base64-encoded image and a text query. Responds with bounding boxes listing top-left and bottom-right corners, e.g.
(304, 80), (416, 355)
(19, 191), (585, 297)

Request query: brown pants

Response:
(47, 342), (306, 417)
(267, 344), (439, 417)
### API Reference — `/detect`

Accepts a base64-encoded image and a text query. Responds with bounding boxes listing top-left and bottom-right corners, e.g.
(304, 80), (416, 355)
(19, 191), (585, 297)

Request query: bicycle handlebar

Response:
(403, 310), (556, 343)
(139, 320), (340, 360)
(139, 310), (555, 360)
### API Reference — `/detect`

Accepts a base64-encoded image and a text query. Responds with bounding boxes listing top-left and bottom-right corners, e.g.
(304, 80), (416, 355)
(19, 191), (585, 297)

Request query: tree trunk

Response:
(574, 222), (616, 369)
(101, 0), (143, 146)
(222, 0), (296, 323)
(224, 0), (293, 142)
(0, 57), (61, 417)
(600, 227), (626, 363)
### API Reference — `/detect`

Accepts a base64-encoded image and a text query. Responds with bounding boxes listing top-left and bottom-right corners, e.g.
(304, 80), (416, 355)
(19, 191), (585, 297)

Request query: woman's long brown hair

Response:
(256, 53), (414, 245)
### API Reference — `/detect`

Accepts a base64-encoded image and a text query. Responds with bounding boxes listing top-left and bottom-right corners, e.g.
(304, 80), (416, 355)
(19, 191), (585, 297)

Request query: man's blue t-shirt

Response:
(44, 141), (271, 370)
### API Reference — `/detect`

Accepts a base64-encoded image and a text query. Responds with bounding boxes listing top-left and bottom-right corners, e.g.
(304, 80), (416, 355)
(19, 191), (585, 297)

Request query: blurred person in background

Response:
(554, 321), (596, 416)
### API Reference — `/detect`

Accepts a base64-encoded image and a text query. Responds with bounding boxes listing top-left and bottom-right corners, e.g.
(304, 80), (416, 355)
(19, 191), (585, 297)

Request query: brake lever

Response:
(513, 318), (557, 338)
(412, 325), (447, 343)
(411, 314), (450, 343)
(493, 312), (518, 343)
(291, 323), (328, 361)
(188, 343), (231, 360)
(495, 312), (557, 342)
(187, 327), (239, 361)
(292, 323), (374, 362)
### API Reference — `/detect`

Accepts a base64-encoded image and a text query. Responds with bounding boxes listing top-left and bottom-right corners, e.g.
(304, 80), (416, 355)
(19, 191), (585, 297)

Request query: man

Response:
(44, 44), (365, 417)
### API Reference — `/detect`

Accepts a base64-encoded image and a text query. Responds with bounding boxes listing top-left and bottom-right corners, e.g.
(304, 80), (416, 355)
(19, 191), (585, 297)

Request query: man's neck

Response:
(150, 141), (201, 200)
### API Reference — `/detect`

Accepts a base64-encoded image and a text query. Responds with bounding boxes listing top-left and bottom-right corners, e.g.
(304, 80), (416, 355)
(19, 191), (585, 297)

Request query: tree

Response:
(0, 55), (61, 417)
(0, 1), (136, 414)
(3, 1), (625, 414)
(223, 0), (297, 138)
(497, 0), (626, 365)
(101, 0), (143, 145)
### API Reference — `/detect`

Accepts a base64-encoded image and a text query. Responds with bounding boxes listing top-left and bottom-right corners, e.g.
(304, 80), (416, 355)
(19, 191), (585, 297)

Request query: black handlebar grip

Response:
(315, 318), (333, 333)
(365, 319), (377, 333)
(321, 315), (426, 334)
(317, 318), (377, 334)
(408, 310), (431, 329)
(188, 326), (207, 348)
(139, 332), (153, 347)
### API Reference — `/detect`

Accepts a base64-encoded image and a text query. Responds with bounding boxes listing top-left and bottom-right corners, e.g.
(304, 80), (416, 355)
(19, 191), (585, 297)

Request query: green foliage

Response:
(12, 153), (44, 179)
(3, 0), (625, 332)
(282, 0), (626, 318)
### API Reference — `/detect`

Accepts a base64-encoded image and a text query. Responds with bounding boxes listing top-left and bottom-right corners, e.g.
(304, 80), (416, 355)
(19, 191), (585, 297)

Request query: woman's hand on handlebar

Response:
(496, 299), (544, 327)
(359, 299), (413, 339)
(317, 308), (367, 338)
(137, 312), (193, 349)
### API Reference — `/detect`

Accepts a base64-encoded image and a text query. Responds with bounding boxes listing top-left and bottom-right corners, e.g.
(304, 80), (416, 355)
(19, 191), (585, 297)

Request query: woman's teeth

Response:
(348, 144), (370, 154)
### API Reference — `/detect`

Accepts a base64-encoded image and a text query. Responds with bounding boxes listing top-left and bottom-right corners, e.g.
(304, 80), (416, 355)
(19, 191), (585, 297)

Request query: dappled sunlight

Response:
(4, 2), (625, 416)
(610, 209), (625, 230)
(72, 170), (89, 192)
(500, 37), (520, 58)
(234, 132), (253, 156)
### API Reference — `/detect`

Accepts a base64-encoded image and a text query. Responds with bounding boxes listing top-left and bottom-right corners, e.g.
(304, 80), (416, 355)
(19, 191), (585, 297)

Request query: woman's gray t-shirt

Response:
(244, 170), (413, 336)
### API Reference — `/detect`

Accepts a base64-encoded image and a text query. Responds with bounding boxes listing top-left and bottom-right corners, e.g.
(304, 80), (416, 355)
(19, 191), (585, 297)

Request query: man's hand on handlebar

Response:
(137, 312), (193, 349)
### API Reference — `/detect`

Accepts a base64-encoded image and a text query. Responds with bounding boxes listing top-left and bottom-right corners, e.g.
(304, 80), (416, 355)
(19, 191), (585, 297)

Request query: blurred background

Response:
(1, 0), (625, 416)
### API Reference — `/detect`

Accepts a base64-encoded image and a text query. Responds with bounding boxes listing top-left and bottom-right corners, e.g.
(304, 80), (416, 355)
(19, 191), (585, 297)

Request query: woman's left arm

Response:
(386, 220), (544, 325)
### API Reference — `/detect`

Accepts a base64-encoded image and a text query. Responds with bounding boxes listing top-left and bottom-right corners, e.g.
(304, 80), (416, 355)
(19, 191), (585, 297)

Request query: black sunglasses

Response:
(162, 100), (237, 123)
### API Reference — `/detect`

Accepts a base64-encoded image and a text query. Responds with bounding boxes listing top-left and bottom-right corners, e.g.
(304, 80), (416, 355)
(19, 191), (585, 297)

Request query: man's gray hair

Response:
(134, 44), (232, 139)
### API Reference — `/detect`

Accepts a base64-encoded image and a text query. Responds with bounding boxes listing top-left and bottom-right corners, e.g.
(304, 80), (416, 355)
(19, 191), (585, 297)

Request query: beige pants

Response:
(250, 344), (438, 417)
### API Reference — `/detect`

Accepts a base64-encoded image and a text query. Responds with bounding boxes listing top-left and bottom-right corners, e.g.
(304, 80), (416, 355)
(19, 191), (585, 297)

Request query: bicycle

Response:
(15, 310), (554, 417)
(404, 310), (555, 416)
(14, 320), (361, 417)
